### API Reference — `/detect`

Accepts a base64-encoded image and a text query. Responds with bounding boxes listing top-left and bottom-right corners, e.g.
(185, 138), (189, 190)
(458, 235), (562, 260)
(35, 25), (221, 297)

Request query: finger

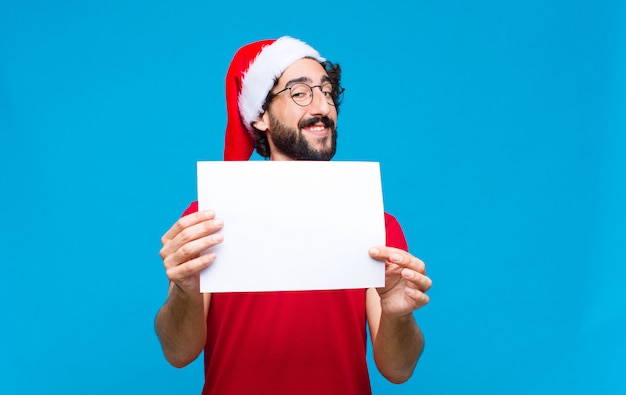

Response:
(402, 269), (432, 292)
(163, 231), (224, 269)
(166, 251), (217, 283)
(368, 246), (395, 262)
(160, 215), (224, 259)
(369, 247), (426, 275)
(404, 287), (430, 306)
(161, 210), (216, 245)
(168, 217), (224, 253)
(388, 252), (426, 275)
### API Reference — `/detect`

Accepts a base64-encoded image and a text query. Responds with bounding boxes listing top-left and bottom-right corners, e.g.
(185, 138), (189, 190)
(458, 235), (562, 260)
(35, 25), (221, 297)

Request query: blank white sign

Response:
(197, 161), (386, 293)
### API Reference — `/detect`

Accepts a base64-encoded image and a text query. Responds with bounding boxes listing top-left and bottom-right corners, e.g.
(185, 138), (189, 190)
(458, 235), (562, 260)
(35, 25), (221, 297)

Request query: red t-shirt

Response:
(181, 202), (408, 395)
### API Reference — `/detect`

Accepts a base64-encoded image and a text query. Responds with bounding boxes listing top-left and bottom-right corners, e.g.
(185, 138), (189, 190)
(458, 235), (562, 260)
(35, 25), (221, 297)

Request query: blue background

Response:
(1, 1), (625, 394)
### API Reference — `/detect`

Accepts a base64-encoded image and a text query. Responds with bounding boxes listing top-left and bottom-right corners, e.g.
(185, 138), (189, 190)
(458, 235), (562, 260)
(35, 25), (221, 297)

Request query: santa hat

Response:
(224, 36), (325, 160)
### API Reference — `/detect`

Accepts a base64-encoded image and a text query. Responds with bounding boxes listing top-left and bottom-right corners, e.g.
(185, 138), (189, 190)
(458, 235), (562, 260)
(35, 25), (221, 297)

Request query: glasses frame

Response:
(270, 82), (342, 107)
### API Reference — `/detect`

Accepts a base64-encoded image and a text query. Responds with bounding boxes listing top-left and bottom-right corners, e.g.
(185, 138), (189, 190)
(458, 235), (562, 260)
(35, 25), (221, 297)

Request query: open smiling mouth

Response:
(299, 116), (334, 137)
(303, 124), (328, 136)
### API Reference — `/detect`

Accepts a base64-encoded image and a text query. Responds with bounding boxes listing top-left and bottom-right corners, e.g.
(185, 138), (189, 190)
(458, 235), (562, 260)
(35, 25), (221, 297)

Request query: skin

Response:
(155, 58), (432, 383)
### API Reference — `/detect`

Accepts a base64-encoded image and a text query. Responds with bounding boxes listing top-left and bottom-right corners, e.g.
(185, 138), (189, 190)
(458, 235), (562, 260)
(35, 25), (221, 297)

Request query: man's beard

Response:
(268, 112), (337, 161)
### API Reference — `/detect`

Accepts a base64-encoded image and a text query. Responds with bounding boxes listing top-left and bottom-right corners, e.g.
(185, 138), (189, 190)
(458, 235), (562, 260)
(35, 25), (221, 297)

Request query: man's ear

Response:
(251, 111), (270, 132)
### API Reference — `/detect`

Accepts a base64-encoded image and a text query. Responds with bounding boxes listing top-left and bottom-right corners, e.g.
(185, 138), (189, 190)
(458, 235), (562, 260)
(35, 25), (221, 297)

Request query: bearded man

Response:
(155, 36), (432, 395)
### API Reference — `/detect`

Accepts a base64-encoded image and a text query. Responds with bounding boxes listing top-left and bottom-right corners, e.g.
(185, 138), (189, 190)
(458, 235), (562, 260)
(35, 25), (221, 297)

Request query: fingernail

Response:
(390, 253), (402, 262)
(369, 248), (379, 255)
(213, 218), (224, 227)
(205, 210), (215, 218)
(213, 233), (224, 243)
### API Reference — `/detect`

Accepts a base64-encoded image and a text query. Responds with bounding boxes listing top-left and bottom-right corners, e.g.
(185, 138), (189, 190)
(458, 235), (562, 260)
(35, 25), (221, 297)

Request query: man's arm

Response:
(366, 247), (431, 383)
(155, 286), (210, 367)
(154, 210), (224, 367)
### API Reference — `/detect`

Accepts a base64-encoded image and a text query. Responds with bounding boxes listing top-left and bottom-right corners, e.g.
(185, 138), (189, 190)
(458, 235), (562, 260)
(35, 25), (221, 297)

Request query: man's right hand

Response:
(159, 210), (224, 294)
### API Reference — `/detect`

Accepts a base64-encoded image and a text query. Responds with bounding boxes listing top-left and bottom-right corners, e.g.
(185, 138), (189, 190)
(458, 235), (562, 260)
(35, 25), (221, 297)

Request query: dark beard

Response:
(268, 112), (337, 161)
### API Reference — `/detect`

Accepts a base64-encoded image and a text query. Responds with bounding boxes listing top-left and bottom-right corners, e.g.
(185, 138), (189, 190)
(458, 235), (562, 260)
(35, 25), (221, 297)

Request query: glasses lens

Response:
(285, 83), (341, 107)
(321, 83), (333, 94)
(289, 84), (313, 105)
(334, 87), (344, 106)
(320, 83), (335, 105)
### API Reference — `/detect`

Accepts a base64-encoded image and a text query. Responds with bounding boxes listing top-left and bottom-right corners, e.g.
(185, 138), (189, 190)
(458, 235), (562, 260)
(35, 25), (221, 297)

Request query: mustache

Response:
(298, 116), (335, 130)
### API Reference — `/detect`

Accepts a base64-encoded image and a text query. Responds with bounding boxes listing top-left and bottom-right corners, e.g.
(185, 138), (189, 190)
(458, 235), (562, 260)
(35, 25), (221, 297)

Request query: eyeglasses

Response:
(270, 82), (343, 107)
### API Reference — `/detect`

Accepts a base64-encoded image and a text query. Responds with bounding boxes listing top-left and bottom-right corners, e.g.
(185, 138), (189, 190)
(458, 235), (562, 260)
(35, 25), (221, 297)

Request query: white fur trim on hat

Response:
(239, 36), (325, 132)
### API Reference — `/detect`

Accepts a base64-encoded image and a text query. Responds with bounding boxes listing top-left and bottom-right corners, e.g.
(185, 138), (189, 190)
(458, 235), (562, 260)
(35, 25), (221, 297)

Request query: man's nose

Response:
(308, 88), (331, 115)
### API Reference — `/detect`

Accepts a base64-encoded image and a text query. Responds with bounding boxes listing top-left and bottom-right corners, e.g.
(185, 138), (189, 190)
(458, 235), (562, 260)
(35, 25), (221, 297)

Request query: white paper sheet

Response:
(197, 161), (386, 293)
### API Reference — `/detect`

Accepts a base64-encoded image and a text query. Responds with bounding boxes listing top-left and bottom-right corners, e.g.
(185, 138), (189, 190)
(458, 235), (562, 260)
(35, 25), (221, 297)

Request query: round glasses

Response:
(271, 82), (343, 107)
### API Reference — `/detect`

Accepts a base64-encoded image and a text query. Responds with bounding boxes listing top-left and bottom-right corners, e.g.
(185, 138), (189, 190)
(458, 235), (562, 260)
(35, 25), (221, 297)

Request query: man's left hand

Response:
(369, 247), (432, 317)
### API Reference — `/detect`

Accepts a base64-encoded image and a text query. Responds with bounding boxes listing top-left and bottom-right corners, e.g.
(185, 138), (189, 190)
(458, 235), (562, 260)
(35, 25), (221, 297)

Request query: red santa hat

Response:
(224, 36), (325, 160)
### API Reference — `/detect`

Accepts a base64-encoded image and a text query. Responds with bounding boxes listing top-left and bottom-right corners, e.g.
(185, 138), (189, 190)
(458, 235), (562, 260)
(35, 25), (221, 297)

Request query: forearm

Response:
(155, 284), (207, 368)
(373, 312), (424, 384)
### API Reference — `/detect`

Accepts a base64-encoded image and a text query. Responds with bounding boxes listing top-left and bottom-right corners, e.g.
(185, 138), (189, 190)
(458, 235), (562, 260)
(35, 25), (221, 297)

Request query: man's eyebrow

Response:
(282, 75), (330, 88)
(283, 76), (313, 87)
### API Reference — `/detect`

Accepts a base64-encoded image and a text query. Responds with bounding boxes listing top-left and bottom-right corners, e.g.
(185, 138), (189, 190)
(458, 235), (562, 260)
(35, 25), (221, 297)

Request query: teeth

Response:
(309, 126), (325, 131)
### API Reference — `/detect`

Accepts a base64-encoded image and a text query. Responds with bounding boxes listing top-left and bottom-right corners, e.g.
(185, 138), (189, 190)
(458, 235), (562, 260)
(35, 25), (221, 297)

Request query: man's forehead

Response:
(277, 58), (329, 85)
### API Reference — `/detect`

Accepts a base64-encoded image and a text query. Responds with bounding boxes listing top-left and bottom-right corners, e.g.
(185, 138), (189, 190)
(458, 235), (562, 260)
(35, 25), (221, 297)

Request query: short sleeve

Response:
(182, 201), (199, 217)
(384, 212), (408, 251)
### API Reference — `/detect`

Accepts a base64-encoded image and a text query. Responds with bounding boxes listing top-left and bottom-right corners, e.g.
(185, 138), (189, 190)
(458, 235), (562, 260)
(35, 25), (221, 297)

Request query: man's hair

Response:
(252, 60), (343, 159)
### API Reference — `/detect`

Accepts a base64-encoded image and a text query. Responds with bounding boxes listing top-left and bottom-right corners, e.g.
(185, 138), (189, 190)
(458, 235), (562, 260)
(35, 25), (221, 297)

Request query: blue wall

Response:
(1, 1), (624, 394)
